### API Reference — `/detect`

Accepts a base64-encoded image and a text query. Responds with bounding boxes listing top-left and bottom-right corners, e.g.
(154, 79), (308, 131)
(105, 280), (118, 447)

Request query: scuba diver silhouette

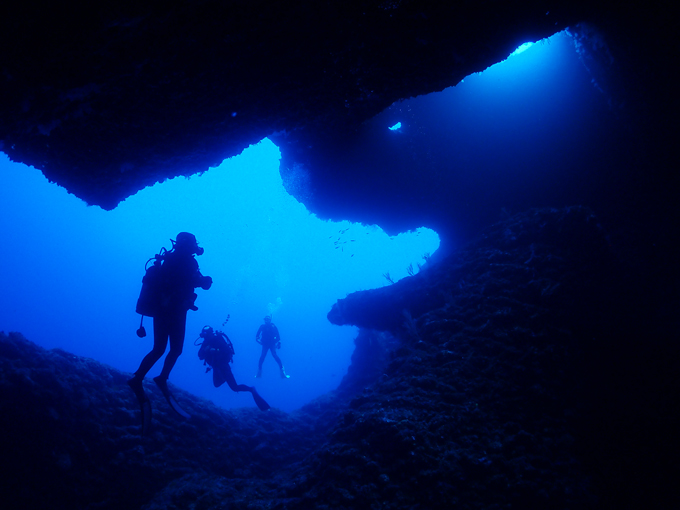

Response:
(255, 315), (290, 379)
(196, 325), (270, 411)
(128, 232), (212, 431)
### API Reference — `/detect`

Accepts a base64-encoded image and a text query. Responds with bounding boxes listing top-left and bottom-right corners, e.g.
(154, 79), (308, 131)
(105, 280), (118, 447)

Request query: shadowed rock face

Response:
(2, 208), (678, 509)
(0, 1), (582, 207)
(3, 2), (676, 244)
(1, 4), (677, 508)
(2, 2), (678, 267)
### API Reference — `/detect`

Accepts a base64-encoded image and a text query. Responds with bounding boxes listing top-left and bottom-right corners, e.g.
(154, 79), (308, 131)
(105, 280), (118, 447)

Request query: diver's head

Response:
(200, 325), (214, 338)
(264, 315), (271, 324)
(174, 232), (204, 255)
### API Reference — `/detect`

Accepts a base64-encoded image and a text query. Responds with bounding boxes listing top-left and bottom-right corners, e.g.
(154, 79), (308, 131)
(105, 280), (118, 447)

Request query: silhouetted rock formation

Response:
(0, 331), (336, 509)
(1, 3), (677, 257)
(0, 1), (591, 210)
(3, 207), (677, 509)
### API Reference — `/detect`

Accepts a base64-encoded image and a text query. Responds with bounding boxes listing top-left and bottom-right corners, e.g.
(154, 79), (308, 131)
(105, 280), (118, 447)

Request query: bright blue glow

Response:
(510, 42), (534, 57)
(388, 122), (402, 131)
(0, 141), (439, 412)
(0, 29), (588, 413)
(376, 29), (602, 244)
(458, 31), (575, 95)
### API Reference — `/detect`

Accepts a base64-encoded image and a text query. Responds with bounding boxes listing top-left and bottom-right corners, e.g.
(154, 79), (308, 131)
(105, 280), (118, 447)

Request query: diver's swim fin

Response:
(153, 376), (191, 419)
(128, 377), (152, 435)
(251, 387), (271, 411)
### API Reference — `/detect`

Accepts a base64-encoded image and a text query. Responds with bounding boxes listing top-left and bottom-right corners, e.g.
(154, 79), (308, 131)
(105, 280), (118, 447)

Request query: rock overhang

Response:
(1, 1), (596, 206)
(1, 1), (676, 254)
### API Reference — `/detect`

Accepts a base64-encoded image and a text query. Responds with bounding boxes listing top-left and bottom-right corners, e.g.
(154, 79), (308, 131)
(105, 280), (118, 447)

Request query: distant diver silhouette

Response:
(196, 325), (270, 411)
(128, 232), (213, 432)
(255, 315), (290, 379)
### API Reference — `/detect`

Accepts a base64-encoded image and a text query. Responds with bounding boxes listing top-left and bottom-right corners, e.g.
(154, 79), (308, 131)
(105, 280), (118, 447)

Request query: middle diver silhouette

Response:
(196, 325), (271, 411)
(128, 232), (213, 434)
(256, 315), (290, 379)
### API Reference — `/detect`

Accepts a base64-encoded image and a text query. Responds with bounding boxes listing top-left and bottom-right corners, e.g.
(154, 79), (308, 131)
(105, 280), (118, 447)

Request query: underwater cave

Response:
(1, 2), (678, 509)
(1, 27), (613, 412)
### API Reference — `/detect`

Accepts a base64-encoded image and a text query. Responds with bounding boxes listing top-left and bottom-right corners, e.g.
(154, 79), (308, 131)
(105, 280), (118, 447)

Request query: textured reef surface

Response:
(0, 1), (594, 210)
(2, 207), (678, 509)
(2, 2), (676, 256)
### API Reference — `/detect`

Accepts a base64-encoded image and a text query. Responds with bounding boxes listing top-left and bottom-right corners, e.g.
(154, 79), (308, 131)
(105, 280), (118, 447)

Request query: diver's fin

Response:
(153, 376), (191, 419)
(128, 377), (152, 435)
(167, 393), (191, 419)
(251, 387), (271, 411)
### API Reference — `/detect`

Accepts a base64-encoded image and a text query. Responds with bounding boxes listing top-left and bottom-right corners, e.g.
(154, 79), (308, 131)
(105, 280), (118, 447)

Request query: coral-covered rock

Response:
(2, 207), (678, 509)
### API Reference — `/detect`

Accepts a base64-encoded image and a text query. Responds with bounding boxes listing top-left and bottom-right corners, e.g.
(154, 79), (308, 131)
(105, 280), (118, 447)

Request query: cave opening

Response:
(302, 27), (621, 256)
(0, 140), (438, 412)
(0, 27), (609, 413)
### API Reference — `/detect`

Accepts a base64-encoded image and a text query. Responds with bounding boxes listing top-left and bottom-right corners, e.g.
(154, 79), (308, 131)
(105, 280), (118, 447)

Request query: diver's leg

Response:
(129, 316), (168, 432)
(132, 317), (169, 379)
(151, 312), (191, 419)
(223, 366), (252, 393)
(271, 347), (290, 378)
(256, 345), (267, 377)
(224, 366), (270, 410)
(158, 311), (187, 380)
(270, 347), (283, 369)
(212, 367), (226, 388)
(258, 345), (268, 368)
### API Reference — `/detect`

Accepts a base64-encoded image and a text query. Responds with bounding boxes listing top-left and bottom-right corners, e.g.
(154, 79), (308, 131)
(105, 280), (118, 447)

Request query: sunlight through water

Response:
(0, 139), (439, 411)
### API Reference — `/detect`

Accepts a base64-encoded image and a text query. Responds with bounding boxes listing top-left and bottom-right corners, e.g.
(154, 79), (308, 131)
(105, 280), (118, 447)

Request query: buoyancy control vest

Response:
(136, 251), (167, 318)
(136, 246), (202, 319)
(197, 330), (235, 368)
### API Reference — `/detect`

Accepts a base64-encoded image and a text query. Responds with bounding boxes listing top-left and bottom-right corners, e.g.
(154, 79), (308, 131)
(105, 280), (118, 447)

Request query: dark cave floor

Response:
(2, 206), (678, 510)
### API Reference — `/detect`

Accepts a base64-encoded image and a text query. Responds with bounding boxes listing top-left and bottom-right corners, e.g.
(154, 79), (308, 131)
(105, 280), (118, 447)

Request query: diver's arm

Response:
(188, 257), (212, 290)
(196, 271), (213, 290)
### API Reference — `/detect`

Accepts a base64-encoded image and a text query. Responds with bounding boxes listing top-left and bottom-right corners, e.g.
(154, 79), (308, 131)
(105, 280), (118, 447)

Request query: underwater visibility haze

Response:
(0, 139), (439, 412)
(299, 29), (632, 253)
(2, 26), (677, 510)
(0, 30), (615, 412)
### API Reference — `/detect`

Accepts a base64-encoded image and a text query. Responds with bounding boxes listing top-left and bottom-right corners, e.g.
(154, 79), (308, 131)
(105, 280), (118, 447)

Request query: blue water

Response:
(0, 140), (439, 412)
(318, 29), (619, 250)
(0, 29), (610, 413)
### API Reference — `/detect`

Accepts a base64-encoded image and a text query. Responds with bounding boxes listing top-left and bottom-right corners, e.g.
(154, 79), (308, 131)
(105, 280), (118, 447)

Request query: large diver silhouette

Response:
(128, 232), (212, 433)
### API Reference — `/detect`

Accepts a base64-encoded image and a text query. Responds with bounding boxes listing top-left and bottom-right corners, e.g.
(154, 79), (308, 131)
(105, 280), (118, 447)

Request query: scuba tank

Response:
(135, 248), (168, 337)
(196, 324), (235, 371)
(134, 234), (206, 338)
(136, 249), (167, 318)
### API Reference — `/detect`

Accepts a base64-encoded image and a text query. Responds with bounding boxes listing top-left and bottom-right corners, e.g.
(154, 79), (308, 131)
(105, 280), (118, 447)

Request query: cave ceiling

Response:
(0, 1), (675, 248)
